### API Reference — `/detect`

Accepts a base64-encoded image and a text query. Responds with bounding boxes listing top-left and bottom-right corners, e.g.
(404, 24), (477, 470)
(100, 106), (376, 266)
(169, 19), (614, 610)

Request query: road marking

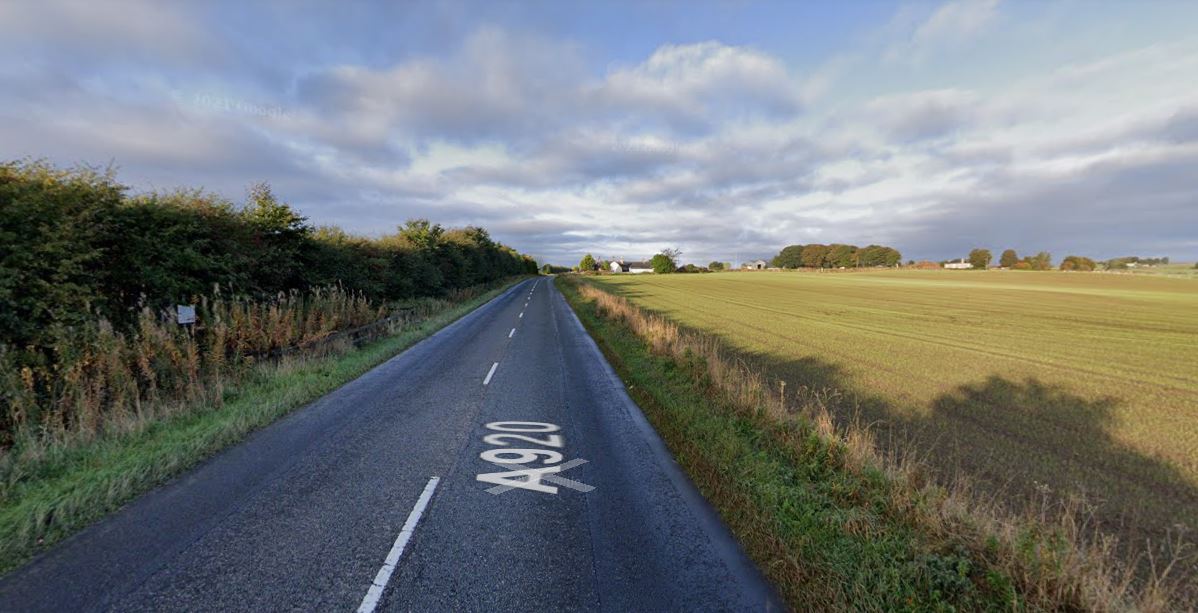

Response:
(519, 312), (524, 318)
(356, 476), (440, 613)
(483, 361), (499, 385)
(509, 328), (516, 338)
(482, 458), (594, 495)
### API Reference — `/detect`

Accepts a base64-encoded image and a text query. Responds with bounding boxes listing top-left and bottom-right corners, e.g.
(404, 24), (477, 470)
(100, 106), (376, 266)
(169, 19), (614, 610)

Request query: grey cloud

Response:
(864, 89), (979, 142)
(886, 146), (1198, 261)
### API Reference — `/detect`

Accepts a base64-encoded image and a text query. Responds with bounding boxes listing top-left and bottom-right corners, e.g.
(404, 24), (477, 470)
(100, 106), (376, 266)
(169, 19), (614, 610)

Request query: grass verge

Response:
(558, 276), (1179, 611)
(0, 277), (527, 575)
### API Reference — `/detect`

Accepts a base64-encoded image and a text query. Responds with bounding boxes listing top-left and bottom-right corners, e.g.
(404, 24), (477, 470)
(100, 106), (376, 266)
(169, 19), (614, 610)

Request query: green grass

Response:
(559, 277), (1024, 611)
(0, 278), (527, 574)
(586, 270), (1198, 553)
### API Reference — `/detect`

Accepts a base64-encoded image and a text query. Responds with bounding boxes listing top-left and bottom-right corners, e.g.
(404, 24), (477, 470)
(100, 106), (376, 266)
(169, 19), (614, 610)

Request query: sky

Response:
(2, 0), (1196, 265)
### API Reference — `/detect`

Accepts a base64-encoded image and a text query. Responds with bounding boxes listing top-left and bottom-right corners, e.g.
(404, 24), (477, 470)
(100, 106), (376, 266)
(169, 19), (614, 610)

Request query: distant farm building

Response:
(944, 259), (973, 269)
(610, 260), (654, 274)
(744, 259), (767, 270)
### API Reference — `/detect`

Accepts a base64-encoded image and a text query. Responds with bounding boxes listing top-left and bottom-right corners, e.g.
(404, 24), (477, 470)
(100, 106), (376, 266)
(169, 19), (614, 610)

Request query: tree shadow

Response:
(763, 347), (1195, 535)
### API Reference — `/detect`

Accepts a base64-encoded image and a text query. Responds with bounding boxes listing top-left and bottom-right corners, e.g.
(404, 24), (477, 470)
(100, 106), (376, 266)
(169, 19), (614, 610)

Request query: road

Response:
(0, 278), (781, 612)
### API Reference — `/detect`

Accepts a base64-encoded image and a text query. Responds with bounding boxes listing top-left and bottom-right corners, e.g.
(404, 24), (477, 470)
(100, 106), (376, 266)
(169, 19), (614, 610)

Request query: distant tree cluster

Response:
(770, 243), (901, 269)
(1105, 256), (1169, 269)
(1059, 255), (1097, 271)
(0, 160), (537, 353)
(982, 248), (1054, 270)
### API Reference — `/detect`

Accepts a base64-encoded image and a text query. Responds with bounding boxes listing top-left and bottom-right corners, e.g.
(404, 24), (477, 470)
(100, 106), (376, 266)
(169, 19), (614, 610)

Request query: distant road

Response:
(0, 278), (780, 611)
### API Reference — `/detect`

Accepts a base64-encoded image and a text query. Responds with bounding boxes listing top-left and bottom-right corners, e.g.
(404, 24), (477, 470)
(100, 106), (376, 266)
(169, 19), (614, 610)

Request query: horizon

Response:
(3, 0), (1197, 264)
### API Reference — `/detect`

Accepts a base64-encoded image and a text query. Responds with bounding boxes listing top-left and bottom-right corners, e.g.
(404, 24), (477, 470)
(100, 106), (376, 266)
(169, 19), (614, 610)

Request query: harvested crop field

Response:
(586, 270), (1198, 551)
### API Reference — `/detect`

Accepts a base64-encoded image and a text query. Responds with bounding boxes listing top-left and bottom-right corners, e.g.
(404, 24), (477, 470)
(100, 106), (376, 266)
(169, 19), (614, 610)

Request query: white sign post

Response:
(176, 305), (196, 325)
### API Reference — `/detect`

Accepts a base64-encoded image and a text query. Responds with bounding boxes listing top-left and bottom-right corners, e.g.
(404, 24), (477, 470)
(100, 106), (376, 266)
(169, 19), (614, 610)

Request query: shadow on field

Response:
(756, 348), (1197, 541)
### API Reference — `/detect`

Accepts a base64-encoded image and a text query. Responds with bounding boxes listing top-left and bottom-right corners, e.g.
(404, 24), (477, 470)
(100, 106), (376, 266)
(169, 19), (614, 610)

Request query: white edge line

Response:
(508, 328), (516, 338)
(356, 476), (440, 613)
(483, 361), (499, 385)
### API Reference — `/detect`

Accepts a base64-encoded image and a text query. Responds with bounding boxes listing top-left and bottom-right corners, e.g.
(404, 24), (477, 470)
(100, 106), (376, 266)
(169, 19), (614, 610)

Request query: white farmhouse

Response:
(610, 260), (655, 274)
(944, 259), (974, 269)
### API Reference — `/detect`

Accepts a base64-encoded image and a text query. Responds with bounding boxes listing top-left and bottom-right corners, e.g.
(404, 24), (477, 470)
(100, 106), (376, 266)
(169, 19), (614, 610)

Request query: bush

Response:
(0, 160), (537, 449)
(0, 160), (535, 342)
(650, 253), (676, 274)
(1060, 255), (1097, 271)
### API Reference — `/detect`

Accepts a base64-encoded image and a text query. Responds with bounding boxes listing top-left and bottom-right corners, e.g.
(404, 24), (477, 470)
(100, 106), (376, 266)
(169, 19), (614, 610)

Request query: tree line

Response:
(964, 249), (1169, 272)
(0, 160), (537, 354)
(771, 243), (902, 269)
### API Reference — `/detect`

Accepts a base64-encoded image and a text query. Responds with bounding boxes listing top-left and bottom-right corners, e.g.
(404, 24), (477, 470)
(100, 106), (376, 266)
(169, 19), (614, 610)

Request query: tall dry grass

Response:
(575, 280), (1185, 611)
(0, 285), (479, 460)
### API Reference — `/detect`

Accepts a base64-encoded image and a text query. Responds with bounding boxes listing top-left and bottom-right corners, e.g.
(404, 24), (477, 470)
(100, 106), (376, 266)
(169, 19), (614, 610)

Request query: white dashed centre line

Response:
(509, 328), (516, 338)
(356, 476), (440, 613)
(519, 312), (524, 318)
(483, 361), (499, 385)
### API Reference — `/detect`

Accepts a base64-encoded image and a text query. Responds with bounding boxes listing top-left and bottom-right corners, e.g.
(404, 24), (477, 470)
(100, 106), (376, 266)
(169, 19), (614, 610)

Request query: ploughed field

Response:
(588, 270), (1198, 548)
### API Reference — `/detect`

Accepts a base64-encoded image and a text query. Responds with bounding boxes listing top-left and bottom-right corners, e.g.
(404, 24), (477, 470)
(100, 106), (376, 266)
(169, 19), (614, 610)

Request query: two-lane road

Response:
(0, 278), (780, 611)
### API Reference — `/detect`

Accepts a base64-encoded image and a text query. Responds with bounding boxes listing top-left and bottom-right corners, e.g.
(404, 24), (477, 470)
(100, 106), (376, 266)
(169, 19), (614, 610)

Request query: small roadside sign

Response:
(177, 305), (197, 325)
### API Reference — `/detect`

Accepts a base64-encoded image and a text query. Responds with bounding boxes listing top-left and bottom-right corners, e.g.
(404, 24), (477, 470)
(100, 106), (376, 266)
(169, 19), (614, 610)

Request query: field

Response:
(587, 270), (1198, 550)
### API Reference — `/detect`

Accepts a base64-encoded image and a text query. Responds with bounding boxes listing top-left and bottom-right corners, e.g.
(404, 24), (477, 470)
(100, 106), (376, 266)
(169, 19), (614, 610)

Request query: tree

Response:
(578, 253), (596, 272)
(650, 253), (676, 274)
(1016, 251), (1052, 271)
(999, 249), (1018, 268)
(800, 244), (829, 268)
(968, 248), (992, 270)
(878, 247), (902, 267)
(826, 244), (857, 268)
(1060, 255), (1096, 271)
(857, 245), (885, 267)
(708, 261), (725, 271)
(771, 244), (805, 269)
(1027, 251), (1053, 271)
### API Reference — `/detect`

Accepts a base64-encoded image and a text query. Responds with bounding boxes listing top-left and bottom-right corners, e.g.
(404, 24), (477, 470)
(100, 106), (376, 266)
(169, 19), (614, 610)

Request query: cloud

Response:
(885, 0), (1001, 63)
(0, 0), (213, 65)
(594, 41), (805, 131)
(1, 6), (1196, 266)
(914, 0), (1000, 46)
(864, 89), (980, 141)
(294, 28), (585, 146)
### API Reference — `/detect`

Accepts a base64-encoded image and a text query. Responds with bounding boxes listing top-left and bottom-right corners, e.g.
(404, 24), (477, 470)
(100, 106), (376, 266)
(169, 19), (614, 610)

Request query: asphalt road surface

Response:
(0, 278), (781, 612)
